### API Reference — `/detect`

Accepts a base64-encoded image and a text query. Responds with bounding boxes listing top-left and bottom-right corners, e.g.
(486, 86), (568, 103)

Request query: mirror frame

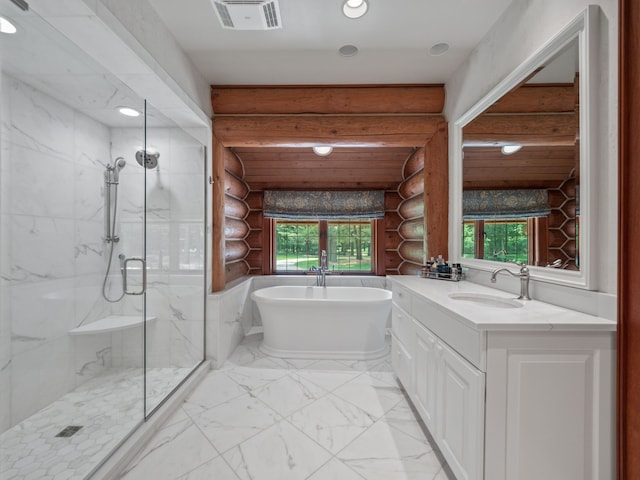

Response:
(450, 6), (599, 290)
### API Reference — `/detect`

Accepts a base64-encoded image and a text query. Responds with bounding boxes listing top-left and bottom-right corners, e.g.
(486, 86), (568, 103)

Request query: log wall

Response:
(397, 148), (425, 275)
(223, 149), (250, 285)
(384, 191), (404, 275)
(546, 170), (578, 270)
(245, 192), (264, 274)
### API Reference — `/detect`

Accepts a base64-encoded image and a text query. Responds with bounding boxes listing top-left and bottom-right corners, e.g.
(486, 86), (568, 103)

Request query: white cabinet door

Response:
(391, 333), (412, 391)
(412, 321), (439, 433)
(438, 341), (485, 480)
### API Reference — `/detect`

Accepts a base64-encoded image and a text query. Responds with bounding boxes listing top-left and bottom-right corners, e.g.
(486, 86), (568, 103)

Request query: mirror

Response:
(451, 7), (598, 289)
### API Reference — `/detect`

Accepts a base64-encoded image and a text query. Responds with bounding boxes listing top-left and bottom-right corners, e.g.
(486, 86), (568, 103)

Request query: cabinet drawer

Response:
(412, 295), (485, 370)
(392, 306), (414, 349)
(392, 284), (412, 313)
(391, 333), (412, 391)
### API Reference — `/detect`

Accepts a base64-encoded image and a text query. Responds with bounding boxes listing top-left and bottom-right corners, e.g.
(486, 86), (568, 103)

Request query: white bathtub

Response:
(251, 286), (392, 360)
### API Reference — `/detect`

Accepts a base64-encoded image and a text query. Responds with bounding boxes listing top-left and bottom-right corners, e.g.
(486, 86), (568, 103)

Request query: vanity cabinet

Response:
(389, 277), (615, 480)
(392, 298), (484, 480)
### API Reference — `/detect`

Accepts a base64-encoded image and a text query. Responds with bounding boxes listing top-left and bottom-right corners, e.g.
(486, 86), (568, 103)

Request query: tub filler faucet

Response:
(490, 261), (531, 300)
(310, 250), (330, 287)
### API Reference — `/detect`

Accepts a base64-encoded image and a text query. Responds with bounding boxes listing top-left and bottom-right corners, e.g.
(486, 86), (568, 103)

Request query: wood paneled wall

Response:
(223, 149), (250, 285)
(397, 149), (425, 275)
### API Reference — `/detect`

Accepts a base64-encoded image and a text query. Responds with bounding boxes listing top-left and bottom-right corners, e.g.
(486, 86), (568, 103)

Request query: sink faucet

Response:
(490, 261), (531, 300)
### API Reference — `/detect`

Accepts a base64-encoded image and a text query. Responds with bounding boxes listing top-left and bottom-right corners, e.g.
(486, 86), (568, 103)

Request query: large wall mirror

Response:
(451, 6), (598, 289)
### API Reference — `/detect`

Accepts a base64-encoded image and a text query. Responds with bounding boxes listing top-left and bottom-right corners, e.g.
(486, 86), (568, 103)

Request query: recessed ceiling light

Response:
(429, 42), (450, 56)
(117, 107), (141, 117)
(342, 0), (368, 19)
(0, 17), (17, 34)
(313, 146), (333, 156)
(338, 44), (359, 57)
(501, 144), (523, 155)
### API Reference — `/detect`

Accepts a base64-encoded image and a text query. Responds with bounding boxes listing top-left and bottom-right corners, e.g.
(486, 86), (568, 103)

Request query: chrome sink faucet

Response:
(490, 261), (531, 300)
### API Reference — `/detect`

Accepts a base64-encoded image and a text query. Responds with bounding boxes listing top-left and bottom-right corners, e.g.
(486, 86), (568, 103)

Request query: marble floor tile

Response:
(306, 458), (366, 480)
(293, 369), (361, 392)
(288, 393), (375, 454)
(120, 417), (218, 480)
(177, 455), (240, 480)
(191, 392), (281, 453)
(301, 359), (357, 372)
(251, 372), (327, 417)
(381, 397), (428, 442)
(222, 364), (289, 392)
(0, 367), (189, 480)
(181, 370), (246, 417)
(332, 374), (405, 420)
(223, 420), (332, 480)
(337, 421), (443, 480)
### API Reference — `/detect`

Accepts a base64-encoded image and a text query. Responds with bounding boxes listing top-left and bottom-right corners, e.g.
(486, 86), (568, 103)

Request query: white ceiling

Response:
(148, 0), (515, 85)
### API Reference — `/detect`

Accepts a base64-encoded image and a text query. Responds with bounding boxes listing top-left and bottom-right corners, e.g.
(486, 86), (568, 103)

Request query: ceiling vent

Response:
(212, 0), (282, 30)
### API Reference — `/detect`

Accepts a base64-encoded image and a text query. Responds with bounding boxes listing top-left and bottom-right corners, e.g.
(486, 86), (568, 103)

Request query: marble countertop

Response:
(387, 275), (617, 332)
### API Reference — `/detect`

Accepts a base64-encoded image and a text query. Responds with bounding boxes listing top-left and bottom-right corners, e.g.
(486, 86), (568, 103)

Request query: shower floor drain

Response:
(55, 426), (83, 438)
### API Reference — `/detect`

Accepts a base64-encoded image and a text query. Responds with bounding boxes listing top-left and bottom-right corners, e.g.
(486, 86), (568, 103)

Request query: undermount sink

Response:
(448, 292), (523, 309)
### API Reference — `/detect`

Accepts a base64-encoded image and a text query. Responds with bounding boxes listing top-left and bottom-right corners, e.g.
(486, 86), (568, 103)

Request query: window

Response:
(462, 219), (529, 264)
(274, 219), (373, 273)
(275, 221), (319, 271)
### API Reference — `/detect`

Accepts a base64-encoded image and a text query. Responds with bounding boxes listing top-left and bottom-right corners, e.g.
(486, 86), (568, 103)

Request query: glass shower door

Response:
(142, 102), (206, 416)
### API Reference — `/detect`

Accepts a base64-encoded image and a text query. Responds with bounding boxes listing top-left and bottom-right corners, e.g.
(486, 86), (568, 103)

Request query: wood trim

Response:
(262, 216), (274, 275)
(212, 136), (226, 292)
(375, 219), (385, 275)
(211, 85), (445, 115)
(618, 0), (640, 478)
(213, 115), (443, 148)
(475, 220), (485, 260)
(424, 121), (449, 260)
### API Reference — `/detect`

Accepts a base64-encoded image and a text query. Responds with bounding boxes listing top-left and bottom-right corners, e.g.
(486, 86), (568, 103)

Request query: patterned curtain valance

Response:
(263, 190), (385, 220)
(463, 189), (550, 220)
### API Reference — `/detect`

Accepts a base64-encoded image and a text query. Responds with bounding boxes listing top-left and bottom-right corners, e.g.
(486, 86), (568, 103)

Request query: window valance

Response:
(263, 190), (385, 220)
(463, 189), (550, 220)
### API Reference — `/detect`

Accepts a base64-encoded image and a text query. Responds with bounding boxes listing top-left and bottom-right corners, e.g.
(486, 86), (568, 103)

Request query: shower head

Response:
(109, 157), (126, 183)
(135, 150), (159, 169)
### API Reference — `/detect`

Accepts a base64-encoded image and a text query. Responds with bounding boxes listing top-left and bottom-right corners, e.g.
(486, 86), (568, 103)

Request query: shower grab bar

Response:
(123, 257), (147, 295)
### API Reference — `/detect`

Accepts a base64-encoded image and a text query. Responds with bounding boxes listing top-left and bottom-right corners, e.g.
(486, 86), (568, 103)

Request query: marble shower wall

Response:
(0, 73), (124, 430)
(109, 126), (205, 371)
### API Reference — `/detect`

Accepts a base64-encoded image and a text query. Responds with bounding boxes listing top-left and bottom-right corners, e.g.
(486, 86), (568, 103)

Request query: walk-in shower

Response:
(0, 3), (206, 478)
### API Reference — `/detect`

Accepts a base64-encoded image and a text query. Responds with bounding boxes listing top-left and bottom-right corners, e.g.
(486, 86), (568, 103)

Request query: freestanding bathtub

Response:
(251, 285), (392, 360)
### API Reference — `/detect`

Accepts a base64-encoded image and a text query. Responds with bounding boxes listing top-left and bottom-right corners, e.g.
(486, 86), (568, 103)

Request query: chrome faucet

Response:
(490, 261), (531, 300)
(309, 251), (330, 286)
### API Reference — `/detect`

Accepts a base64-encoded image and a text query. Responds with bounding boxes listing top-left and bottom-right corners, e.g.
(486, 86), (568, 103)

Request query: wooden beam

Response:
(246, 180), (401, 191)
(486, 85), (576, 113)
(463, 113), (577, 146)
(424, 121), (449, 260)
(213, 115), (443, 147)
(618, 0), (640, 478)
(211, 85), (445, 115)
(212, 136), (226, 292)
